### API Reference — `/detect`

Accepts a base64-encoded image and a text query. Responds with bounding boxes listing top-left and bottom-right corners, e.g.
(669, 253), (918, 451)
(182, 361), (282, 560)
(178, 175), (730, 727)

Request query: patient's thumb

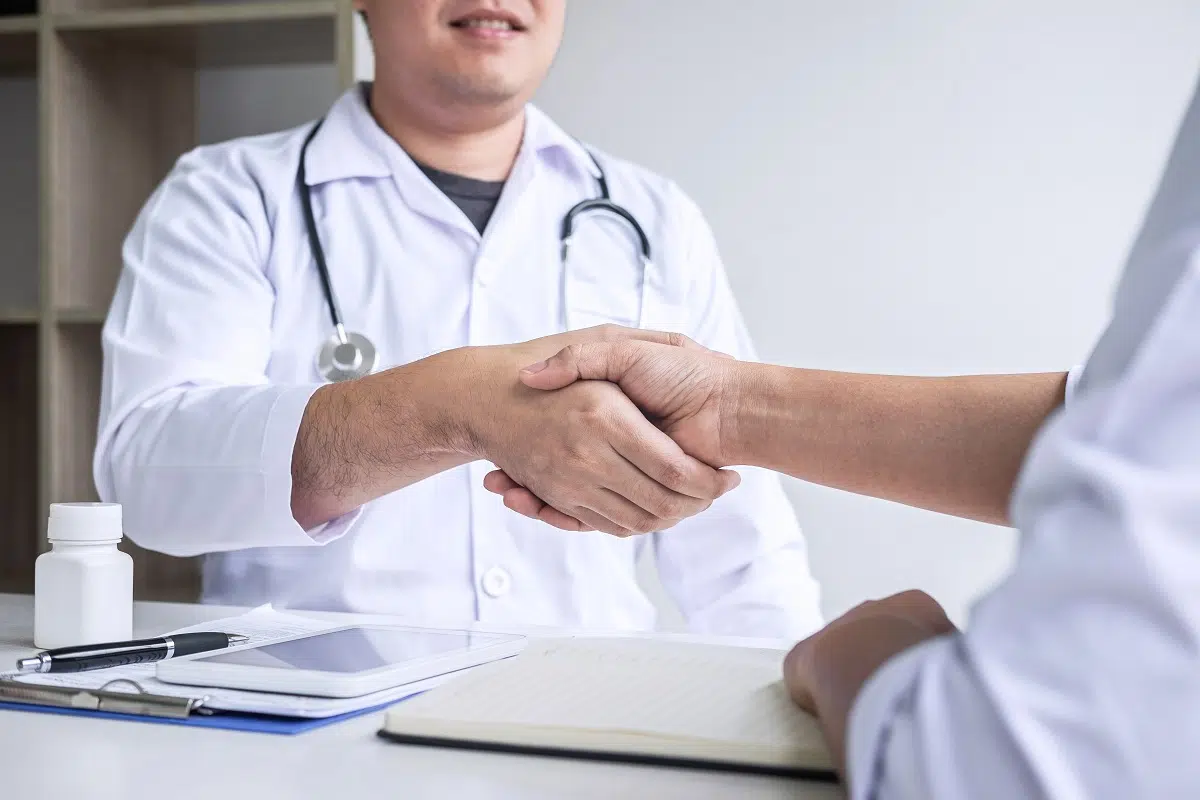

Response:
(519, 348), (580, 390)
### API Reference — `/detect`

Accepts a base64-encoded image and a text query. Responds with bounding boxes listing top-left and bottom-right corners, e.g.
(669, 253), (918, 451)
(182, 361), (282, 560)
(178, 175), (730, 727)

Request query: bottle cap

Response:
(47, 502), (123, 543)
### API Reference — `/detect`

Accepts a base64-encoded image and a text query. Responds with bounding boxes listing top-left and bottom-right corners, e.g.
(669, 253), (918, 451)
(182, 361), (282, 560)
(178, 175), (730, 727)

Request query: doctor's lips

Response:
(448, 8), (529, 39)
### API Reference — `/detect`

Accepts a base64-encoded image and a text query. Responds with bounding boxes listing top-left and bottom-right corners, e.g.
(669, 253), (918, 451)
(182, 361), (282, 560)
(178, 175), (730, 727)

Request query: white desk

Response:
(0, 594), (843, 800)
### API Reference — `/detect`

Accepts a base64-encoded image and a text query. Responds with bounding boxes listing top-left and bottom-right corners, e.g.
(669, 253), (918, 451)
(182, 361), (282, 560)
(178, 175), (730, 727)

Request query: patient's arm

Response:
(727, 367), (1067, 525)
(491, 340), (1068, 527)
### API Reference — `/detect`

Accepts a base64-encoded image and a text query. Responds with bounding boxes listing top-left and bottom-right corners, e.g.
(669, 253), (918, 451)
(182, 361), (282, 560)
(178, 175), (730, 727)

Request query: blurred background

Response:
(1, 0), (1199, 626)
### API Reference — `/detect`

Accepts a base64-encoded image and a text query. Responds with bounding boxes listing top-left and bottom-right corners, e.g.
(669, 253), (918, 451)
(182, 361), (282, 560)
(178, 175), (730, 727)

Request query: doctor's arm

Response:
(97, 159), (734, 558)
(289, 326), (738, 534)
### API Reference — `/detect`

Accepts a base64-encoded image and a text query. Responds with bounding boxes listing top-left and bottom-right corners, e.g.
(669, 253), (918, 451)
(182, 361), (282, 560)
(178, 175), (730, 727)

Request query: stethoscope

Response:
(298, 119), (654, 383)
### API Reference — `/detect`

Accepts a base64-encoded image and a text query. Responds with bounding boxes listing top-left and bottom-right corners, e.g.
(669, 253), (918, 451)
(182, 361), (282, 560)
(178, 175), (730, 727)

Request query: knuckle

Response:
(606, 522), (634, 538)
(653, 494), (688, 520)
(556, 440), (589, 473)
(897, 589), (938, 607)
(657, 459), (691, 491)
(562, 342), (585, 364)
(573, 402), (609, 431)
(633, 510), (662, 534)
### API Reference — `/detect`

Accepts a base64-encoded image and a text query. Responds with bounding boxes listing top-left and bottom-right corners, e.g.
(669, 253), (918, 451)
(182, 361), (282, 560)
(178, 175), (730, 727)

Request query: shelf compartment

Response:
(0, 73), (39, 307)
(0, 323), (39, 593)
(46, 31), (194, 311)
(0, 15), (37, 76)
(54, 1), (338, 68)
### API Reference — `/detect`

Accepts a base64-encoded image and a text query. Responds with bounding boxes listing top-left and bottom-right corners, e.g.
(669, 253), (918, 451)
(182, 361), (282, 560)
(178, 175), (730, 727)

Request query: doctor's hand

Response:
(481, 339), (742, 530)
(782, 590), (956, 778)
(459, 328), (742, 537)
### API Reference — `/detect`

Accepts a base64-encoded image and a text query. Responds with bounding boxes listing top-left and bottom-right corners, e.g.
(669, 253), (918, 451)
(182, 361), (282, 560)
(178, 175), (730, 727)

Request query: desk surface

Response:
(0, 594), (843, 800)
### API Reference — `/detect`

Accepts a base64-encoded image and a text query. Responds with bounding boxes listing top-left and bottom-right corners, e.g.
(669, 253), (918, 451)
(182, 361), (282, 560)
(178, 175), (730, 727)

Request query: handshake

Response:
(459, 325), (752, 537)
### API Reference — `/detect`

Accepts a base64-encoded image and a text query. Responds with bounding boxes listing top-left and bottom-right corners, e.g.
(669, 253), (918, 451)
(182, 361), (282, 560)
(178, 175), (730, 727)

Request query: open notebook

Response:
(379, 637), (836, 781)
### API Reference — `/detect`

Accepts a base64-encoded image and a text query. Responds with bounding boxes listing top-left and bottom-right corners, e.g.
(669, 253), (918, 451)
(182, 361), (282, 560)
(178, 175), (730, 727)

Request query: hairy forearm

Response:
(290, 352), (475, 529)
(727, 366), (1067, 525)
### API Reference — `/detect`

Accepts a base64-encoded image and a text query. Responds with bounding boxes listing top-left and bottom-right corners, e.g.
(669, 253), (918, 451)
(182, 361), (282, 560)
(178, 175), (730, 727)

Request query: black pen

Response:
(16, 632), (249, 674)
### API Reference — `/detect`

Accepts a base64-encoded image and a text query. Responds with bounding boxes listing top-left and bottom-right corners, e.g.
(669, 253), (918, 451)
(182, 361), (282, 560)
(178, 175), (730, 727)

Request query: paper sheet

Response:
(390, 637), (826, 749)
(5, 606), (445, 718)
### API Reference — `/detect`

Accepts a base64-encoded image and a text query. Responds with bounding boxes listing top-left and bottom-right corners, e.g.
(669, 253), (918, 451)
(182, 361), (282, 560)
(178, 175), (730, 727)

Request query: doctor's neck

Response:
(367, 83), (525, 183)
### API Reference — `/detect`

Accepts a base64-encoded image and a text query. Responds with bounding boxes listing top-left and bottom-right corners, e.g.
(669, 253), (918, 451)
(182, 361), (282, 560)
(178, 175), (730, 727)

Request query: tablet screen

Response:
(192, 627), (517, 674)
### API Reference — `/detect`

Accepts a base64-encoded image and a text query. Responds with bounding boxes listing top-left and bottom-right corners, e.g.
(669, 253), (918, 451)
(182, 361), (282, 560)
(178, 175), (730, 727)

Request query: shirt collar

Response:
(301, 84), (392, 186)
(522, 103), (603, 181)
(302, 82), (601, 187)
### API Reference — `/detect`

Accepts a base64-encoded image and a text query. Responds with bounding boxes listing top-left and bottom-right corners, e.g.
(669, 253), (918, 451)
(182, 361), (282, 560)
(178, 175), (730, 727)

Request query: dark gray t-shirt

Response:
(415, 161), (506, 234)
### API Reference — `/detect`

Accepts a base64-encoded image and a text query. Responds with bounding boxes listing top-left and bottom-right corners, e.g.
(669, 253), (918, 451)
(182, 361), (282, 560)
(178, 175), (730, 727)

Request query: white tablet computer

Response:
(155, 625), (526, 698)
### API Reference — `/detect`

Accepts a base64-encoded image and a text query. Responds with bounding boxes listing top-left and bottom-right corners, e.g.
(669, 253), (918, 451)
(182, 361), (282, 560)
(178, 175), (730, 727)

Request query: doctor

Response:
(496, 75), (1200, 799)
(95, 0), (822, 637)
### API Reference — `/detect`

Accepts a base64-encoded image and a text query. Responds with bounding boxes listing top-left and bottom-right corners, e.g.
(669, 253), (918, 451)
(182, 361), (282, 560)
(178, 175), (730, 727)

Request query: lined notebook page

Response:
(384, 637), (830, 767)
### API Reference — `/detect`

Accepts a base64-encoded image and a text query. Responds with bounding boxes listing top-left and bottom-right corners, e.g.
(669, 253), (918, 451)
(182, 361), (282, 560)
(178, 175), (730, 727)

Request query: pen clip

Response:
(0, 678), (208, 719)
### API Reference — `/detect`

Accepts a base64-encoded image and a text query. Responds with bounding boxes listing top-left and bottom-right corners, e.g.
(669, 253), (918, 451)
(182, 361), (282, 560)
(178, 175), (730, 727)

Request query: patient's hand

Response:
(483, 338), (745, 531)
(782, 590), (956, 777)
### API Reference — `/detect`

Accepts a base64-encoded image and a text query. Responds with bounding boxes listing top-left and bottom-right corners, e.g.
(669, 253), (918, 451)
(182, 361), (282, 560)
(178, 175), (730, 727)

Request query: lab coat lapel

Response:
(305, 84), (480, 241)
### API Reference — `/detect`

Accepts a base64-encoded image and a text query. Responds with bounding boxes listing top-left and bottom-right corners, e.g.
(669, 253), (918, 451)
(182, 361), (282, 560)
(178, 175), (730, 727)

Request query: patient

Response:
(486, 85), (1200, 793)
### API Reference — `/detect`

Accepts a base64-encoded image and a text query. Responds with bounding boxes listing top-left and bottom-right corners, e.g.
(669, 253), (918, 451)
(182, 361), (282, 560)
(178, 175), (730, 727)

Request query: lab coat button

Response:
(481, 566), (511, 598)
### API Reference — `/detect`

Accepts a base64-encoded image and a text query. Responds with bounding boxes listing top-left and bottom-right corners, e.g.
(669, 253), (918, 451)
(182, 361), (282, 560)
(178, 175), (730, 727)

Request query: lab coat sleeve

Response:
(649, 188), (824, 639)
(844, 252), (1200, 799)
(1064, 362), (1084, 405)
(94, 152), (360, 557)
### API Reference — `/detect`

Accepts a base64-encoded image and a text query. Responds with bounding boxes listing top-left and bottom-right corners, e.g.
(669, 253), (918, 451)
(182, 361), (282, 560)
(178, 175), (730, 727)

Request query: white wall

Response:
(190, 3), (1200, 628)
(533, 0), (1200, 624)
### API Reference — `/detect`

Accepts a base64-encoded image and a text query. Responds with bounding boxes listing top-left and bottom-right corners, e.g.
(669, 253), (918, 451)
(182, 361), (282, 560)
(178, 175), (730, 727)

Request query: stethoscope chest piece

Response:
(316, 325), (377, 382)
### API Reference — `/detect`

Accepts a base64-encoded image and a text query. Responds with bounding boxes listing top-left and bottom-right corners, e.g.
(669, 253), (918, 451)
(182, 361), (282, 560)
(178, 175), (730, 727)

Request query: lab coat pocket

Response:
(566, 274), (641, 330)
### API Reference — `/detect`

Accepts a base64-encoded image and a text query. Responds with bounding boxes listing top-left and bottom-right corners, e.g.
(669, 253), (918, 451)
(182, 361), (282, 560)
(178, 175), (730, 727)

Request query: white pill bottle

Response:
(34, 502), (134, 649)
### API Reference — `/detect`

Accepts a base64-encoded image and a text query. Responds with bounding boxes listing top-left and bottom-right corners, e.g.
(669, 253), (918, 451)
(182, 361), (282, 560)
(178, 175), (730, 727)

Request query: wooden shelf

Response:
(54, 1), (338, 68)
(0, 0), (359, 601)
(55, 307), (107, 324)
(0, 309), (40, 323)
(0, 16), (37, 76)
(0, 15), (38, 35)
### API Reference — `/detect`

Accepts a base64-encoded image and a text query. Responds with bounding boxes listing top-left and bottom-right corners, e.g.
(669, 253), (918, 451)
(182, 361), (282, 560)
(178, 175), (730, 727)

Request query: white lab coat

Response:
(846, 79), (1200, 797)
(95, 84), (822, 638)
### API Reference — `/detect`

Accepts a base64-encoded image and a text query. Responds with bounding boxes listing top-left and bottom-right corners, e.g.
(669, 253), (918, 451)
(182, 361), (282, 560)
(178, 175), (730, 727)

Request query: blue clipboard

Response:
(0, 677), (412, 735)
(0, 698), (395, 734)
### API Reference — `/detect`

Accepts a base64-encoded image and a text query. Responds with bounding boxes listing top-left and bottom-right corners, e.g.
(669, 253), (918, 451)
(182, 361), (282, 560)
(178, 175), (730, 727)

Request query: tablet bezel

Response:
(154, 624), (527, 698)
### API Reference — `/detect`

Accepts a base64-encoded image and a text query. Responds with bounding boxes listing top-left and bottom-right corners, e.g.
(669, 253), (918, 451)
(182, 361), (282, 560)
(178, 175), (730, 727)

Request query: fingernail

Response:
(521, 360), (549, 374)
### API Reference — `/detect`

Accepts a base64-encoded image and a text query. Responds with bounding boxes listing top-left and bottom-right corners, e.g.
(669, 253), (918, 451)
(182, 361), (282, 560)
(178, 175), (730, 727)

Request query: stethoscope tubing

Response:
(298, 118), (653, 381)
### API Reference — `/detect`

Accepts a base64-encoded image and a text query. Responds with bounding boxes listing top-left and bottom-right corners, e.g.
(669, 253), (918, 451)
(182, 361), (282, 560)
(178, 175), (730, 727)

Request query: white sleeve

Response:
(844, 253), (1200, 798)
(650, 189), (823, 639)
(1063, 362), (1084, 405)
(95, 152), (359, 557)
